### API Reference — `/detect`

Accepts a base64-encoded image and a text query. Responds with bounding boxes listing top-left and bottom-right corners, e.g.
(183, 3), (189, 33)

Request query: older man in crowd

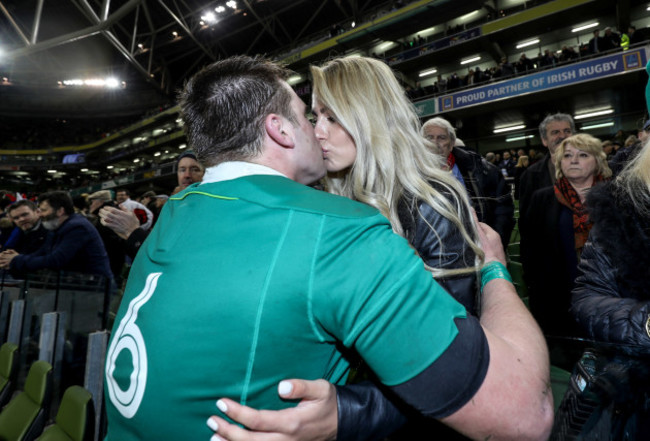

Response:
(422, 117), (515, 248)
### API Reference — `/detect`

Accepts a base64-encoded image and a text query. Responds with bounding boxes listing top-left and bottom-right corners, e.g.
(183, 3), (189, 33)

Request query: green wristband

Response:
(480, 261), (513, 292)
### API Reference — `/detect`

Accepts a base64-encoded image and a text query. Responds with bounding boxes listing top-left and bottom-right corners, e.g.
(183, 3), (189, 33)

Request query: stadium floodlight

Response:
(419, 68), (437, 77)
(226, 1), (237, 9)
(571, 22), (598, 33)
(574, 109), (613, 119)
(506, 135), (535, 142)
(460, 56), (481, 65)
(494, 124), (525, 134)
(516, 39), (540, 49)
(202, 12), (217, 23)
(582, 121), (614, 130)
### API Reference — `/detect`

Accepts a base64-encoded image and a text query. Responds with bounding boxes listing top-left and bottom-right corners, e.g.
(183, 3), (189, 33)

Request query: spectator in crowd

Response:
(0, 191), (112, 279)
(496, 56), (515, 77)
(609, 134), (643, 176)
(498, 151), (516, 177)
(4, 200), (49, 254)
(524, 134), (611, 344)
(627, 25), (645, 46)
(154, 194), (168, 211)
(517, 53), (535, 72)
(519, 113), (575, 234)
(601, 139), (615, 159)
(588, 29), (603, 54)
(140, 190), (161, 226)
(560, 45), (578, 61)
(115, 188), (153, 230)
(539, 49), (557, 68)
(601, 26), (620, 51)
(485, 151), (496, 164)
(87, 190), (126, 283)
(513, 155), (530, 200)
(140, 191), (157, 210)
(172, 150), (205, 195)
(105, 55), (552, 441)
(423, 117), (515, 248)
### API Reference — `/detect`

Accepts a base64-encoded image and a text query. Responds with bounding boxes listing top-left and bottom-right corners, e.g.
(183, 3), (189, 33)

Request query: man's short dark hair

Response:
(116, 188), (130, 196)
(39, 191), (74, 215)
(538, 113), (575, 140)
(179, 55), (297, 167)
(7, 199), (37, 214)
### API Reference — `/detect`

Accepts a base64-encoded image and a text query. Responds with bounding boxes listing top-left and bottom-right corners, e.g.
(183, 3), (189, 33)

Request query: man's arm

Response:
(10, 224), (88, 272)
(208, 223), (552, 441)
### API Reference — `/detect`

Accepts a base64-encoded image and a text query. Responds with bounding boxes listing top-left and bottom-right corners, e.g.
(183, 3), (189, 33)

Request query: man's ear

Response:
(265, 114), (295, 149)
(57, 207), (66, 217)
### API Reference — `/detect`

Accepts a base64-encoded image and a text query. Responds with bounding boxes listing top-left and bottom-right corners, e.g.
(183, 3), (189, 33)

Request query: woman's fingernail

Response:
(206, 418), (218, 432)
(278, 380), (293, 396)
(211, 435), (224, 441)
(216, 399), (228, 413)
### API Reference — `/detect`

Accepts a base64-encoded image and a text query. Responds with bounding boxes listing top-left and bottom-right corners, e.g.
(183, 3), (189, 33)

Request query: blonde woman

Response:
(312, 56), (484, 312)
(524, 133), (611, 340)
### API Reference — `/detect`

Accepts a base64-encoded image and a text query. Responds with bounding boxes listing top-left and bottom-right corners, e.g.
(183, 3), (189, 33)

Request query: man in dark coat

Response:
(422, 117), (515, 248)
(88, 190), (126, 283)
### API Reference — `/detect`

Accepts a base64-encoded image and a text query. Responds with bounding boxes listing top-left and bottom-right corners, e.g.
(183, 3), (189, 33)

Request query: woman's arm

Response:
(572, 237), (650, 350)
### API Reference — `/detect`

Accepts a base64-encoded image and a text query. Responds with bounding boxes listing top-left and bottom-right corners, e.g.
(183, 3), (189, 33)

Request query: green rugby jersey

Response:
(104, 175), (466, 440)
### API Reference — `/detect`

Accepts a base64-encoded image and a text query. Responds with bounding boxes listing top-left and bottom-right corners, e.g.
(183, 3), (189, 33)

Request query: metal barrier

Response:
(0, 269), (116, 433)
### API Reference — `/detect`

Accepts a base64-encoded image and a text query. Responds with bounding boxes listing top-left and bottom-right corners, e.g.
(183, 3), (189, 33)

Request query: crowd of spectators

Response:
(0, 150), (204, 292)
(405, 24), (649, 100)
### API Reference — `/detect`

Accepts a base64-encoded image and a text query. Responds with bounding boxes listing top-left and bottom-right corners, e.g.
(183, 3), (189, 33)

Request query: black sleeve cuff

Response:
(125, 228), (148, 260)
(390, 315), (490, 418)
(336, 381), (407, 441)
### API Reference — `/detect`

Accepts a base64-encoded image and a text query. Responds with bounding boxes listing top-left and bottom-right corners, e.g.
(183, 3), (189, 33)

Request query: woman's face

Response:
(560, 143), (597, 183)
(312, 98), (357, 173)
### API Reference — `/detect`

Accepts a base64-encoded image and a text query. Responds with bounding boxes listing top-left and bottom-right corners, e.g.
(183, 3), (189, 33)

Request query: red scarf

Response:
(446, 153), (455, 170)
(553, 175), (605, 253)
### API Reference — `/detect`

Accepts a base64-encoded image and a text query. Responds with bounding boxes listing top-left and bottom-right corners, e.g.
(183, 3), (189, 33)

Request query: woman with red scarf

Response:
(525, 133), (611, 348)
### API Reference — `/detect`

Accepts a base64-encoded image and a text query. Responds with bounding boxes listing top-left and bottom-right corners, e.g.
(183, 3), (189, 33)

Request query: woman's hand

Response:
(472, 210), (506, 265)
(207, 379), (337, 441)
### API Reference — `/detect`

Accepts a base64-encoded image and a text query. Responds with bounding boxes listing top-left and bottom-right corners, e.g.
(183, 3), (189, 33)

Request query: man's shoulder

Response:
(59, 213), (96, 234)
(179, 176), (381, 220)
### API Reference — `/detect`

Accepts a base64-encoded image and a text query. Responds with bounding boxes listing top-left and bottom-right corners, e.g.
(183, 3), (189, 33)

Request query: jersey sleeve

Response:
(311, 212), (471, 386)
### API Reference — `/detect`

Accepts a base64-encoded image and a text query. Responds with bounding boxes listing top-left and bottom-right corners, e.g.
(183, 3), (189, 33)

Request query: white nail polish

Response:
(211, 435), (222, 441)
(206, 418), (218, 432)
(278, 380), (293, 396)
(216, 399), (228, 413)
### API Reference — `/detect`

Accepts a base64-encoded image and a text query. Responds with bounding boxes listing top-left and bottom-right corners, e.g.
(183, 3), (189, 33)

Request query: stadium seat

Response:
(0, 342), (19, 409)
(507, 241), (520, 262)
(36, 386), (94, 441)
(0, 360), (53, 441)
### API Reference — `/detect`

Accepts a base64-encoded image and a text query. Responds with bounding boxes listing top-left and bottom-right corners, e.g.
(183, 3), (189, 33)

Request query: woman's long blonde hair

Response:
(310, 57), (483, 276)
(616, 136), (650, 216)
